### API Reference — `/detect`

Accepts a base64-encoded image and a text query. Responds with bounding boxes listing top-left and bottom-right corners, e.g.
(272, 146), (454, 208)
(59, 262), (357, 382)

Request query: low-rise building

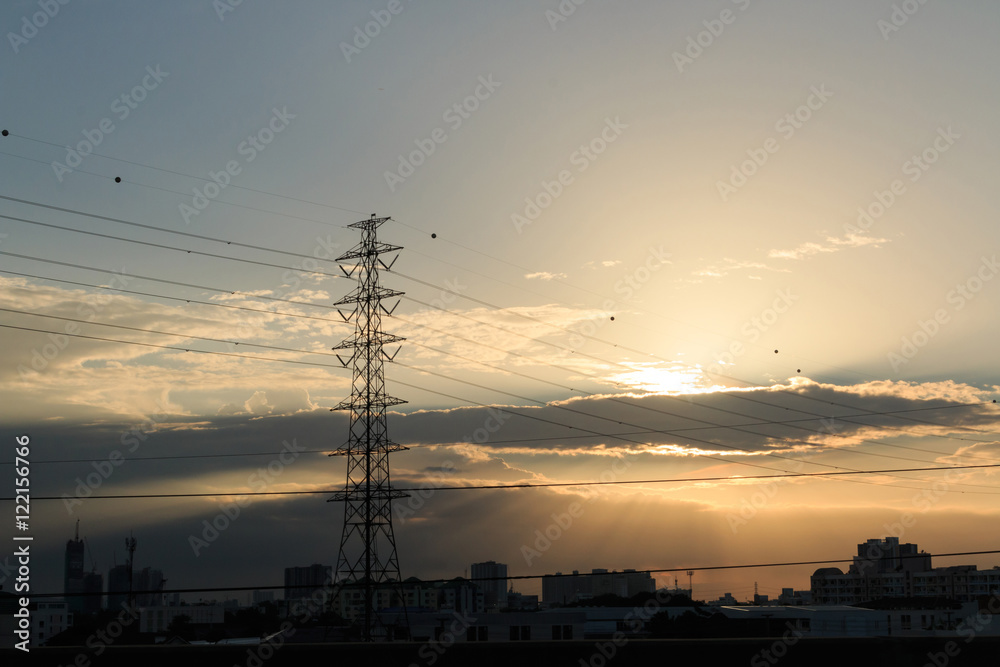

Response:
(405, 610), (585, 643)
(542, 569), (655, 605)
(138, 604), (224, 634)
(811, 537), (1000, 605)
(32, 600), (72, 646)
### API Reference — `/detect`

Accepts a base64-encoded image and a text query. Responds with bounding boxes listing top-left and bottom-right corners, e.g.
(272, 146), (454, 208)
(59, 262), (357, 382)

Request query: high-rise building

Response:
(284, 564), (332, 601)
(107, 564), (130, 610)
(252, 590), (275, 605)
(64, 524), (86, 612)
(133, 567), (165, 606)
(471, 561), (508, 611)
(81, 572), (103, 613)
(850, 537), (931, 575)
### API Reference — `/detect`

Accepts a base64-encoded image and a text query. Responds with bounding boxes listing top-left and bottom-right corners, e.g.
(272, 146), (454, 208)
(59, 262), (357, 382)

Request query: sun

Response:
(606, 361), (708, 394)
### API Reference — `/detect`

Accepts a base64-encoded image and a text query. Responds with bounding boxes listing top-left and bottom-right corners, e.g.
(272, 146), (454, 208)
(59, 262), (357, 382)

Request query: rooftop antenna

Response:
(125, 533), (137, 609)
(85, 537), (99, 573)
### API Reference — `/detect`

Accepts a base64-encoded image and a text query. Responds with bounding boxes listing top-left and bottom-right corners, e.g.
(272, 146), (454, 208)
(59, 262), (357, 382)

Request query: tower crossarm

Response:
(335, 286), (404, 307)
(333, 332), (405, 350)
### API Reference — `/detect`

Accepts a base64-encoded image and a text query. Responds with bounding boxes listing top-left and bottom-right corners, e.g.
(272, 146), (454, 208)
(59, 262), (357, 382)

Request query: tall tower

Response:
(64, 520), (85, 612)
(125, 534), (137, 609)
(329, 214), (408, 641)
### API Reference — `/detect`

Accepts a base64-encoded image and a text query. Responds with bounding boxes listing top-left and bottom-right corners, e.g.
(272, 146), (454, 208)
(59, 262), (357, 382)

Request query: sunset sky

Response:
(2, 1), (999, 604)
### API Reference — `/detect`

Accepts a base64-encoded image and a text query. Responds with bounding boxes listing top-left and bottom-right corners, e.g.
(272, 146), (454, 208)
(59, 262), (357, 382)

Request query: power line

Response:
(7, 303), (987, 472)
(0, 140), (961, 394)
(0, 211), (347, 279)
(2, 405), (988, 467)
(0, 251), (996, 474)
(4, 267), (998, 474)
(0, 146), (882, 392)
(3, 265), (992, 447)
(0, 201), (991, 445)
(2, 220), (990, 453)
(0, 306), (347, 360)
(0, 194), (344, 263)
(25, 548), (1000, 599)
(0, 323), (347, 369)
(8, 306), (992, 487)
(1, 205), (995, 450)
(2, 131), (367, 215)
(0, 152), (876, 393)
(0, 150), (344, 226)
(6, 463), (1000, 502)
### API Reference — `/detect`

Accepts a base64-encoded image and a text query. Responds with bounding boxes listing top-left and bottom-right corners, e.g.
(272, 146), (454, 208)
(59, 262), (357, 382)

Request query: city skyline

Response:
(3, 0), (1000, 618)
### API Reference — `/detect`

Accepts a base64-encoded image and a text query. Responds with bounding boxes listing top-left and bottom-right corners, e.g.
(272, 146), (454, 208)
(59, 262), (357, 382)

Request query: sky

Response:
(1, 0), (1000, 605)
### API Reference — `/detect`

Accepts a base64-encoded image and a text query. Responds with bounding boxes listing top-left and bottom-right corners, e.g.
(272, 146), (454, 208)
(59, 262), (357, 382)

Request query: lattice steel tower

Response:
(329, 214), (408, 641)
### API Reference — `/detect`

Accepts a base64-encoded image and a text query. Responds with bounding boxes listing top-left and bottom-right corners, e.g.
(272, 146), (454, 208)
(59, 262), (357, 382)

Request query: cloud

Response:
(0, 276), (352, 420)
(692, 258), (791, 279)
(768, 232), (888, 261)
(583, 260), (622, 269)
(16, 377), (1000, 601)
(524, 272), (568, 281)
(219, 388), (319, 416)
(393, 303), (613, 374)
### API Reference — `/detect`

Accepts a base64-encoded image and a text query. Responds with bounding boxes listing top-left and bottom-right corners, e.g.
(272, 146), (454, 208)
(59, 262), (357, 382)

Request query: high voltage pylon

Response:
(328, 214), (408, 641)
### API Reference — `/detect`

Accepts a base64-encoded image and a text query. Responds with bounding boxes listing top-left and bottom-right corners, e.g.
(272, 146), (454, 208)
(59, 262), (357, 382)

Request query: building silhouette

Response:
(284, 564), (332, 601)
(542, 569), (655, 605)
(812, 536), (1000, 604)
(471, 561), (508, 611)
(107, 564), (130, 610)
(63, 524), (86, 612)
(133, 567), (165, 606)
(81, 572), (103, 613)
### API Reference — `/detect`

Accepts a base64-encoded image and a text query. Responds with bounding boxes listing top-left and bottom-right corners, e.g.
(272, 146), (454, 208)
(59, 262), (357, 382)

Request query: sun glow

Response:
(606, 361), (709, 394)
